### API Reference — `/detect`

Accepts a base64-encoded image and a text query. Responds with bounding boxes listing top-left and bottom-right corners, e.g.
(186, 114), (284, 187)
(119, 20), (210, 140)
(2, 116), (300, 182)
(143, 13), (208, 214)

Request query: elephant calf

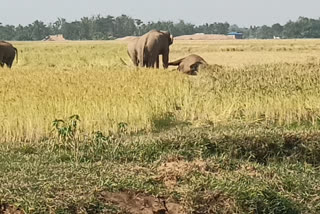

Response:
(168, 54), (208, 75)
(0, 41), (18, 68)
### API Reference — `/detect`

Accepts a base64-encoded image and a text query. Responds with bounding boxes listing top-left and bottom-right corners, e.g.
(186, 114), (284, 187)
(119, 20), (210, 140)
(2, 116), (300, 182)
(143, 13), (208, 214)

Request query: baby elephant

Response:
(168, 54), (207, 75)
(0, 41), (18, 68)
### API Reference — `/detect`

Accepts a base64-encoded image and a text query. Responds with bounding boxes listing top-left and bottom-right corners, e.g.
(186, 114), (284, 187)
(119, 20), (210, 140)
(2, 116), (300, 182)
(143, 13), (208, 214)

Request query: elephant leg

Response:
(143, 50), (150, 67)
(162, 53), (169, 69)
(147, 58), (153, 68)
(138, 49), (145, 67)
(150, 54), (158, 68)
(143, 55), (149, 67)
(133, 55), (138, 66)
(6, 58), (14, 68)
(132, 54), (139, 66)
(156, 56), (159, 68)
(0, 55), (4, 67)
(146, 54), (154, 68)
(128, 50), (138, 66)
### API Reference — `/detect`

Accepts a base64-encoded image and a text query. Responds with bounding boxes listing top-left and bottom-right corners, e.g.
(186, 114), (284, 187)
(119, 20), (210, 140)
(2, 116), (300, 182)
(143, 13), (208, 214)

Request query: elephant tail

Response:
(119, 57), (127, 66)
(168, 57), (185, 66)
(14, 47), (18, 63)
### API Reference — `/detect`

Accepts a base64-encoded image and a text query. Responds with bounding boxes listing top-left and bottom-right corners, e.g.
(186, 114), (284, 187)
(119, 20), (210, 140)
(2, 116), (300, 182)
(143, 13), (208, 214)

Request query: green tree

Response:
(283, 20), (302, 38)
(93, 15), (115, 39)
(80, 17), (94, 40)
(30, 20), (49, 40)
(134, 19), (143, 36)
(15, 25), (32, 40)
(257, 25), (274, 39)
(0, 24), (15, 40)
(113, 15), (136, 38)
(62, 21), (81, 40)
(271, 23), (283, 37)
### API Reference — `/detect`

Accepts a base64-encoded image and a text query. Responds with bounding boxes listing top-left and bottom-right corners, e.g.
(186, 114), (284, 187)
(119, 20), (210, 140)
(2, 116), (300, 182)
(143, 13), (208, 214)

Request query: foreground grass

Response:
(1, 125), (320, 213)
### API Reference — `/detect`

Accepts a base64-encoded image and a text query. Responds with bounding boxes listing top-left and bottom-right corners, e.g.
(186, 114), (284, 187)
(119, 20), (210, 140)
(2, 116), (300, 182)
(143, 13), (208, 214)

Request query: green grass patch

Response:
(1, 125), (320, 213)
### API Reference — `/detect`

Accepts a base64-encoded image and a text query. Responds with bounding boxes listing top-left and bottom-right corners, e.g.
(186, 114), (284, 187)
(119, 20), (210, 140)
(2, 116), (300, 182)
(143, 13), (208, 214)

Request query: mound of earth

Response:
(174, 33), (236, 40)
(116, 36), (138, 41)
(43, 34), (66, 41)
(116, 33), (236, 41)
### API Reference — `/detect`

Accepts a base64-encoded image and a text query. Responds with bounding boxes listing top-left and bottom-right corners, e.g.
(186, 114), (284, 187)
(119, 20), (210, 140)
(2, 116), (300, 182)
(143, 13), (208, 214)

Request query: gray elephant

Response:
(127, 30), (173, 68)
(0, 41), (18, 68)
(139, 30), (173, 68)
(168, 54), (208, 75)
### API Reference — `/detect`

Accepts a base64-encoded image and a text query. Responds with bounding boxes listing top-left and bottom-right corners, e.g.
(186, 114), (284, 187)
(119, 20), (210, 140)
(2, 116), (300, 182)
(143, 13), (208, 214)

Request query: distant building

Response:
(227, 32), (243, 39)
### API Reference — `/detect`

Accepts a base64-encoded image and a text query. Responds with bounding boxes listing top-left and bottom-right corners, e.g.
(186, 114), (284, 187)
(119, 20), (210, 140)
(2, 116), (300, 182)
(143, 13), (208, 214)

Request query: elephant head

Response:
(161, 30), (174, 46)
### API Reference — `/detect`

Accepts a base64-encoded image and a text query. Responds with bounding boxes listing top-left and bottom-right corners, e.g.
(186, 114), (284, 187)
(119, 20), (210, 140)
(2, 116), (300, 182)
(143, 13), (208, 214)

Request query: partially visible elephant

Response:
(0, 41), (18, 68)
(168, 54), (208, 75)
(136, 30), (173, 69)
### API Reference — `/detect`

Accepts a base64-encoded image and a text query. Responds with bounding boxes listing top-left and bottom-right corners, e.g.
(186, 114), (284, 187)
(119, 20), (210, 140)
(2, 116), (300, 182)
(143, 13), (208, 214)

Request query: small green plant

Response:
(117, 122), (128, 135)
(93, 131), (115, 144)
(93, 131), (109, 142)
(52, 114), (80, 142)
(152, 112), (176, 132)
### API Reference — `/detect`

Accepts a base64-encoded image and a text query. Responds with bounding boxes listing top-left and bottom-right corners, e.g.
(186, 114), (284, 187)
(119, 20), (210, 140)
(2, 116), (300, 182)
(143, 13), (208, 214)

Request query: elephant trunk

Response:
(168, 57), (185, 66)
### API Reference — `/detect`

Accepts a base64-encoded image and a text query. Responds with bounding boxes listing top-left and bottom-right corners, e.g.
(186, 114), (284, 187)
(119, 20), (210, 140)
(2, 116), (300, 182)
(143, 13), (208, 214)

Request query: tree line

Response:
(0, 15), (320, 41)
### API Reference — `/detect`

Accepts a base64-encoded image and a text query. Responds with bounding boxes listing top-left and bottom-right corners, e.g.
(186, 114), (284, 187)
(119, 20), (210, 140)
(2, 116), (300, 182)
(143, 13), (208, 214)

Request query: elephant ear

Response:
(169, 34), (174, 45)
(160, 31), (174, 45)
(162, 31), (173, 45)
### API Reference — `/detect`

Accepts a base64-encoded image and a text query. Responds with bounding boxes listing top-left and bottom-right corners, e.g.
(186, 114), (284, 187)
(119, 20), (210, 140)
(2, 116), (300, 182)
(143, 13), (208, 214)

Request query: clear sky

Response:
(1, 0), (319, 27)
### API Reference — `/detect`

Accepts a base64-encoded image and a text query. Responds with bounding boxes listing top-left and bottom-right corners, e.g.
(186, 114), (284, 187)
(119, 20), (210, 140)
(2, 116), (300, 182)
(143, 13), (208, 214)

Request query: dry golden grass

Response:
(170, 39), (320, 67)
(1, 39), (320, 142)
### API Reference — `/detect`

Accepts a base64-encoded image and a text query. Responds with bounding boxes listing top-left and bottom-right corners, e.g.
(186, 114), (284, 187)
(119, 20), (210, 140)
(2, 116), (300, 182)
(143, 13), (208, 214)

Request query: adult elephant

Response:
(168, 54), (208, 75)
(127, 30), (173, 68)
(0, 41), (18, 68)
(136, 30), (173, 69)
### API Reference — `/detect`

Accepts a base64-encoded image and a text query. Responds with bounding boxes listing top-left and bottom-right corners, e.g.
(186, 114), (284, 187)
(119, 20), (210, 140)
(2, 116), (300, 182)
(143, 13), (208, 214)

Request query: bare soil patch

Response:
(156, 159), (209, 190)
(186, 191), (238, 214)
(98, 191), (185, 214)
(0, 204), (25, 214)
